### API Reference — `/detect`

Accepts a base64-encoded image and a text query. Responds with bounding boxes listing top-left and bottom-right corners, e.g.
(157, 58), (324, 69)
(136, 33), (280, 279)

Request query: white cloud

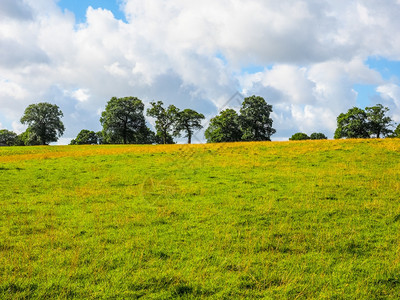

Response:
(377, 84), (400, 102)
(241, 65), (316, 104)
(0, 0), (400, 142)
(105, 62), (129, 78)
(122, 0), (400, 63)
(239, 57), (385, 137)
(69, 88), (91, 102)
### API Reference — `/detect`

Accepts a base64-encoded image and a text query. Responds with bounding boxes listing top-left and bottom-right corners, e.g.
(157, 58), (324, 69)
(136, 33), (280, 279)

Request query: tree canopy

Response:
(205, 95), (276, 143)
(334, 107), (370, 139)
(20, 102), (65, 145)
(14, 129), (41, 146)
(147, 101), (179, 144)
(174, 109), (205, 144)
(70, 130), (98, 145)
(0, 129), (17, 146)
(365, 104), (393, 138)
(100, 97), (152, 144)
(240, 95), (276, 141)
(310, 132), (328, 140)
(205, 109), (242, 143)
(289, 133), (310, 141)
(335, 105), (394, 139)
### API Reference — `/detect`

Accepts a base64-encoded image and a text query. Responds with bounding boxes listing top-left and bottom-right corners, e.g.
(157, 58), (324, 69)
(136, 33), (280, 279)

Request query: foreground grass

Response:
(0, 139), (400, 299)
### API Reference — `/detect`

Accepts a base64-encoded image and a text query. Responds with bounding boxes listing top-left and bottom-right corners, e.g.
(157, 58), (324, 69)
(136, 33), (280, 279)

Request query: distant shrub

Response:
(70, 130), (98, 145)
(289, 133), (310, 141)
(310, 133), (328, 140)
(0, 129), (17, 146)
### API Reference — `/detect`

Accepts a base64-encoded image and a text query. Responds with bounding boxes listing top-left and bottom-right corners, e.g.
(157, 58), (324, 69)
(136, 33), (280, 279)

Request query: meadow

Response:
(0, 139), (400, 299)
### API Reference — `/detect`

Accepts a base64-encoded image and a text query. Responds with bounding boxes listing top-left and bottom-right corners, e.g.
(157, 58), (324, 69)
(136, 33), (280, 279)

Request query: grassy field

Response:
(1, 139), (400, 299)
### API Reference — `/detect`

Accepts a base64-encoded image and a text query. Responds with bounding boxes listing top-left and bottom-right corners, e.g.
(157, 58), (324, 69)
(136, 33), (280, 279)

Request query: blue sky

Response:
(58, 0), (126, 23)
(1, 0), (400, 143)
(367, 57), (400, 81)
(355, 57), (400, 107)
(353, 84), (377, 107)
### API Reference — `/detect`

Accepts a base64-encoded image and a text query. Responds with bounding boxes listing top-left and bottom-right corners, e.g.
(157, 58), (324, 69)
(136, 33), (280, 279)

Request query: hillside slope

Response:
(1, 139), (400, 298)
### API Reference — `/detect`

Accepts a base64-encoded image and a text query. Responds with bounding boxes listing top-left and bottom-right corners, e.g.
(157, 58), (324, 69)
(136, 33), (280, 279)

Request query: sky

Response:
(1, 0), (400, 144)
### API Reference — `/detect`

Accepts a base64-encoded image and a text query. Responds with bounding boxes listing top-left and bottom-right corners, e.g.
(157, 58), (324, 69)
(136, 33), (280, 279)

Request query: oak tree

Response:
(205, 109), (242, 143)
(240, 95), (276, 141)
(100, 97), (151, 144)
(334, 107), (370, 139)
(20, 102), (65, 145)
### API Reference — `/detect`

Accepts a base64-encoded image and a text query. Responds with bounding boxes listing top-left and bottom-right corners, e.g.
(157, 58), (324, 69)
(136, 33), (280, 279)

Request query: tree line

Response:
(96, 97), (206, 145)
(1, 98), (400, 146)
(0, 95), (275, 146)
(289, 104), (400, 141)
(93, 95), (276, 145)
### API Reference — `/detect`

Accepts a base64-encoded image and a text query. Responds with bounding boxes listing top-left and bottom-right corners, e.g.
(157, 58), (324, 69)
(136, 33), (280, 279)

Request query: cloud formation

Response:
(1, 0), (400, 142)
(0, 0), (33, 21)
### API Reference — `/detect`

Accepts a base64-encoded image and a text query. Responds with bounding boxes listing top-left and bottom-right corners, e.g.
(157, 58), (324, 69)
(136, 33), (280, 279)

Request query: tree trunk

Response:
(39, 133), (46, 145)
(123, 126), (127, 144)
(188, 133), (191, 144)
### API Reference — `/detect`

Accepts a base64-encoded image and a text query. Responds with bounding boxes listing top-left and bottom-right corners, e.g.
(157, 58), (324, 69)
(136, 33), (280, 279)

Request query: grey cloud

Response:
(242, 82), (285, 106)
(0, 0), (33, 20)
(132, 72), (218, 116)
(41, 71), (220, 141)
(0, 38), (49, 68)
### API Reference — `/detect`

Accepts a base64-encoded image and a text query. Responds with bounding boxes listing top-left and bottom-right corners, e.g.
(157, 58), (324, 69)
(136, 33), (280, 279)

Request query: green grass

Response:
(1, 139), (400, 299)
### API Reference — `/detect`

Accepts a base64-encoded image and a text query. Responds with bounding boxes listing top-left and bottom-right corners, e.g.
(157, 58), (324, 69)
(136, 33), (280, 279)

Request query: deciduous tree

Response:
(205, 109), (242, 143)
(0, 129), (17, 146)
(15, 129), (41, 146)
(20, 102), (65, 145)
(70, 130), (98, 145)
(240, 95), (276, 141)
(100, 97), (151, 144)
(334, 107), (370, 139)
(289, 133), (310, 140)
(365, 104), (393, 138)
(135, 126), (157, 144)
(147, 101), (179, 144)
(174, 109), (204, 144)
(310, 132), (328, 140)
